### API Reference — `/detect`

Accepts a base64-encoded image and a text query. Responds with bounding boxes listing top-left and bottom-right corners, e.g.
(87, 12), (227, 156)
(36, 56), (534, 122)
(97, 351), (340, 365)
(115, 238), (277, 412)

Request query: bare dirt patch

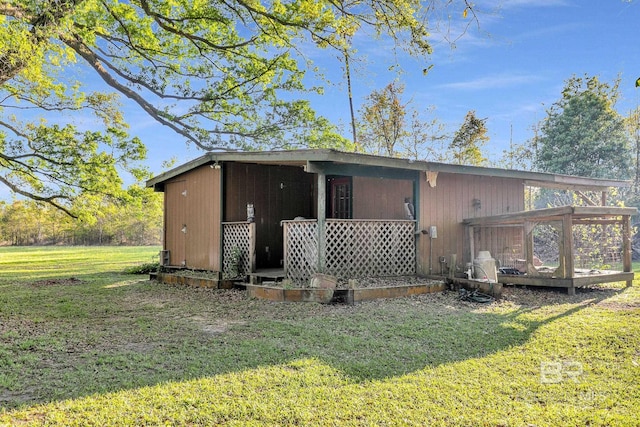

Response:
(28, 277), (84, 287)
(594, 300), (640, 311)
(188, 315), (247, 335)
(497, 284), (623, 307)
(0, 389), (37, 406)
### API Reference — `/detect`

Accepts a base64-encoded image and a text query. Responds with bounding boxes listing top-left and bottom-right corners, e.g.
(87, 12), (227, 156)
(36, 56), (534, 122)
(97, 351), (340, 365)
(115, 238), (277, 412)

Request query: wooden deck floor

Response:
(248, 269), (286, 284)
(497, 270), (634, 295)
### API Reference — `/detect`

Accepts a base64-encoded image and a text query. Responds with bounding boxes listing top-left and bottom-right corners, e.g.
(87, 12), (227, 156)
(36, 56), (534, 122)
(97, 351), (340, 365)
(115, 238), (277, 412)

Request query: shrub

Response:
(124, 262), (160, 274)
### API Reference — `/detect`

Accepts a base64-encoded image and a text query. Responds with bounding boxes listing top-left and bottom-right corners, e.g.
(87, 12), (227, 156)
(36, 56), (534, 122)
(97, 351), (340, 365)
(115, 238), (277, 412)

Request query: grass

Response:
(0, 246), (639, 426)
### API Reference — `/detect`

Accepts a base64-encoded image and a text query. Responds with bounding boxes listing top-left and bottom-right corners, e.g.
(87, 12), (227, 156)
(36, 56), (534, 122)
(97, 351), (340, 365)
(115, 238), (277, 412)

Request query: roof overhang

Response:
(464, 205), (638, 227)
(146, 149), (631, 192)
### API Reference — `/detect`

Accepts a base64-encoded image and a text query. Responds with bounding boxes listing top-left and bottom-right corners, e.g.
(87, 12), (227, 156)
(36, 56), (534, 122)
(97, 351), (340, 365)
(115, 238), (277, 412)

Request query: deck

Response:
(464, 205), (636, 295)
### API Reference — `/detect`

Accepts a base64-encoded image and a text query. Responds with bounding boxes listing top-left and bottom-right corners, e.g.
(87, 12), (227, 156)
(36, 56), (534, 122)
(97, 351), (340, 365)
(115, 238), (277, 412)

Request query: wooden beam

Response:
(468, 225), (475, 267)
(464, 205), (638, 226)
(524, 220), (536, 275)
(317, 172), (327, 273)
(305, 161), (418, 181)
(572, 272), (634, 287)
(572, 206), (637, 216)
(575, 190), (597, 206)
(498, 275), (574, 288)
(249, 222), (256, 273)
(622, 215), (633, 287)
(562, 213), (574, 280)
(498, 271), (635, 288)
(572, 219), (624, 225)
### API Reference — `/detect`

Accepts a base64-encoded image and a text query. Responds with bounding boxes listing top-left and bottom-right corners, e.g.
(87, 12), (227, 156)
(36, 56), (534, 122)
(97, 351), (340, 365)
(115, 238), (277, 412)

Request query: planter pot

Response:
(309, 273), (338, 289)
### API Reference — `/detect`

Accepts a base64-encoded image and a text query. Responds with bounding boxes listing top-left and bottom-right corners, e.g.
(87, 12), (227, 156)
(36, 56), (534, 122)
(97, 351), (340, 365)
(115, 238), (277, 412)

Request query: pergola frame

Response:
(464, 206), (636, 295)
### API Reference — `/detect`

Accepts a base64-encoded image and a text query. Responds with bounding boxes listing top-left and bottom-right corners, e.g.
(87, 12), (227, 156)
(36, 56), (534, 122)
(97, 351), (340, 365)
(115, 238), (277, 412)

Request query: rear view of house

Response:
(147, 149), (635, 295)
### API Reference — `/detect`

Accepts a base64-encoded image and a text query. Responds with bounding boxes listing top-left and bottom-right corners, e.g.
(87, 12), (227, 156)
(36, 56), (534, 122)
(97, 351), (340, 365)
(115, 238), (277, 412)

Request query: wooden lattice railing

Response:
(326, 219), (416, 278)
(282, 220), (318, 283)
(222, 222), (255, 278)
(282, 219), (416, 284)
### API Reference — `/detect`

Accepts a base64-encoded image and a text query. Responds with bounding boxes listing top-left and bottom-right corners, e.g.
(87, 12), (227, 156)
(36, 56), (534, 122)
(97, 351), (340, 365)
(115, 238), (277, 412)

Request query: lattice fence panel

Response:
(283, 220), (318, 284)
(222, 222), (254, 278)
(325, 220), (415, 278)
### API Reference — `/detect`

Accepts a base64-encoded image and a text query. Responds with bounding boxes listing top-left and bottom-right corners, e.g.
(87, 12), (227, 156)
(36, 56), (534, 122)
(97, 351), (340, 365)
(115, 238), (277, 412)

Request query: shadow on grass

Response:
(0, 276), (630, 410)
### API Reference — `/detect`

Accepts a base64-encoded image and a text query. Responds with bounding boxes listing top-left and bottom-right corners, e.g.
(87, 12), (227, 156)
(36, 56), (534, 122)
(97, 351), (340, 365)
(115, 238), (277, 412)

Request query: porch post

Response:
(317, 171), (327, 273)
(562, 213), (575, 295)
(524, 221), (536, 276)
(622, 214), (633, 287)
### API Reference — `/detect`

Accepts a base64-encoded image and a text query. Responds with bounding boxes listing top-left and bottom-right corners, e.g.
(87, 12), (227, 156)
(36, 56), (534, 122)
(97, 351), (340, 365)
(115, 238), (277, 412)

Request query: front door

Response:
(329, 177), (352, 219)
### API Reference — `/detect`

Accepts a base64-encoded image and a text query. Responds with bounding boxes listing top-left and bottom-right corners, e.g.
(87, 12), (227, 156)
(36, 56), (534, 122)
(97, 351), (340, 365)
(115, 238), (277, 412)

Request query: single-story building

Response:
(146, 149), (636, 294)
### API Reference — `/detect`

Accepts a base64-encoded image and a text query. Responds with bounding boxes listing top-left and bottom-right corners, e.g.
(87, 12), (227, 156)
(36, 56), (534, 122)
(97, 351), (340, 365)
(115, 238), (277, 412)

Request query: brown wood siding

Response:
(352, 176), (414, 219)
(417, 172), (524, 275)
(224, 162), (314, 269)
(185, 166), (222, 270)
(163, 166), (222, 270)
(164, 180), (187, 266)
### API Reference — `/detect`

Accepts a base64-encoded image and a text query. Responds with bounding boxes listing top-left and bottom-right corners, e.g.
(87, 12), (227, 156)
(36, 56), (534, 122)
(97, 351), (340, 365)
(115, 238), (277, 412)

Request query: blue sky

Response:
(3, 0), (640, 204)
(132, 0), (640, 176)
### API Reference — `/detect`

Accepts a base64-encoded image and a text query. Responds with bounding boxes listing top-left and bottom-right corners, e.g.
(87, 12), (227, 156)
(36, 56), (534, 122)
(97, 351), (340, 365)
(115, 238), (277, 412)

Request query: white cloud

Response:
(477, 0), (570, 9)
(437, 73), (541, 90)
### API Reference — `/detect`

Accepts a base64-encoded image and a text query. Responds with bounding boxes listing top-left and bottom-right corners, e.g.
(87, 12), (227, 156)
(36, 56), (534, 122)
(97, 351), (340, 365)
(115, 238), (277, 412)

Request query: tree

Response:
(449, 110), (488, 166)
(403, 108), (448, 162)
(534, 75), (631, 179)
(0, 186), (162, 245)
(358, 81), (446, 158)
(359, 82), (407, 156)
(3, 0), (472, 216)
(497, 122), (542, 171)
(625, 107), (640, 195)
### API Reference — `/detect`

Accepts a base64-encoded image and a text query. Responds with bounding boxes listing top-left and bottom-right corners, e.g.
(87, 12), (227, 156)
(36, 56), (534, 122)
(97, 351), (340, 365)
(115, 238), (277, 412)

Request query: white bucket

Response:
(473, 251), (497, 282)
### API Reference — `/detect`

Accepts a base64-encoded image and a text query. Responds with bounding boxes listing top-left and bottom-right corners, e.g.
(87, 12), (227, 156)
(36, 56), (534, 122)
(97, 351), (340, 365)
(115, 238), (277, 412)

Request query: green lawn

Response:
(0, 246), (638, 426)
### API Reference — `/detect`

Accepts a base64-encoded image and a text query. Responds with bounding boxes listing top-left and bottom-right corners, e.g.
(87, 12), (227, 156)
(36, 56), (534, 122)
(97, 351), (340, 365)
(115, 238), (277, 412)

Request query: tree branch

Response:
(0, 175), (75, 217)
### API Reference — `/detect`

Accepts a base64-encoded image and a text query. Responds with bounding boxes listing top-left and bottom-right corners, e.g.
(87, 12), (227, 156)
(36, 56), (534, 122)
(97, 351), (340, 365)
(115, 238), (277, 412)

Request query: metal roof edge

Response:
(146, 153), (214, 188)
(145, 149), (631, 191)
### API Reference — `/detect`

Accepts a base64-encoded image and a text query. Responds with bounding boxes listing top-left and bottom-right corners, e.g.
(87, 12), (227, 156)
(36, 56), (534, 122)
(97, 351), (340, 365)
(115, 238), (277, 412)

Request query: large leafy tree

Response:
(1, 0), (475, 216)
(535, 75), (631, 179)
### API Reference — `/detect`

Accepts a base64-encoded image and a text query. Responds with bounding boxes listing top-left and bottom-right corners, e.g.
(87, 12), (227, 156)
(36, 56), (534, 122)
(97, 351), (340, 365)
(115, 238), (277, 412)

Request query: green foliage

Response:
(624, 106), (640, 198)
(0, 184), (162, 245)
(225, 246), (243, 279)
(449, 110), (489, 165)
(1, 1), (434, 151)
(359, 82), (407, 156)
(124, 262), (160, 275)
(0, 247), (638, 425)
(358, 82), (446, 158)
(1, 0), (468, 215)
(496, 122), (541, 171)
(535, 75), (631, 179)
